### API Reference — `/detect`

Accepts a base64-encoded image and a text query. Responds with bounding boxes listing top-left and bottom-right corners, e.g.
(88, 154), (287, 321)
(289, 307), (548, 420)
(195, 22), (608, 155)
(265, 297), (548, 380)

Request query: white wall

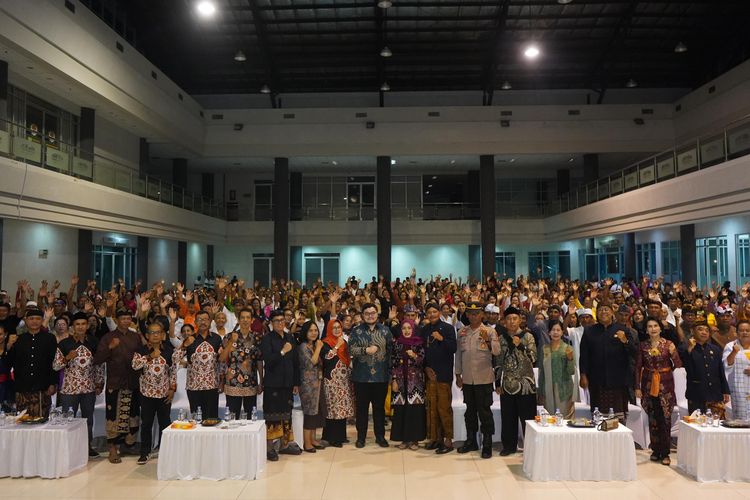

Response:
(2, 219), (78, 291)
(95, 116), (140, 170)
(392, 245), (469, 281)
(186, 242), (207, 284)
(148, 238), (178, 285)
(213, 244), (274, 284)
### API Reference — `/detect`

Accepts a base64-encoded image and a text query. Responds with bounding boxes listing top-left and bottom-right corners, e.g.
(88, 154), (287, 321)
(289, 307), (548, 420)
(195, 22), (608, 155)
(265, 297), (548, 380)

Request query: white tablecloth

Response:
(523, 420), (637, 481)
(676, 421), (750, 482)
(157, 420), (266, 481)
(0, 419), (88, 478)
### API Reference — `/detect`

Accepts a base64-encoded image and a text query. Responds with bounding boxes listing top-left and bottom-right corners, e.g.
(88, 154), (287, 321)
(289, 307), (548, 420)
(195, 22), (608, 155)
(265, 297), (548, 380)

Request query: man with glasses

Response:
(178, 310), (223, 419)
(260, 309), (301, 461)
(349, 303), (393, 448)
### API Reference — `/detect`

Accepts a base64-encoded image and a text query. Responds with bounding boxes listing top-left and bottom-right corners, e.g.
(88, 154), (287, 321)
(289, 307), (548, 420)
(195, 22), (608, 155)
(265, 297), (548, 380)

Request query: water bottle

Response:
(608, 407), (615, 420)
(593, 407), (602, 424)
(705, 409), (713, 426)
(224, 407), (231, 421)
(0, 409), (5, 427)
(699, 409), (707, 427)
(195, 406), (203, 423)
(178, 408), (186, 421)
(539, 408), (549, 427)
(555, 408), (564, 426)
(67, 407), (74, 423)
(251, 406), (257, 422)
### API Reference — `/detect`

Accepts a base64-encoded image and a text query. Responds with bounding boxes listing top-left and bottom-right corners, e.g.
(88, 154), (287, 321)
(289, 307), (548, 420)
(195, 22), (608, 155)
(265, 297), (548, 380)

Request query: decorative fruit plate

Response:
(170, 421), (196, 430)
(200, 418), (222, 427)
(566, 418), (595, 428)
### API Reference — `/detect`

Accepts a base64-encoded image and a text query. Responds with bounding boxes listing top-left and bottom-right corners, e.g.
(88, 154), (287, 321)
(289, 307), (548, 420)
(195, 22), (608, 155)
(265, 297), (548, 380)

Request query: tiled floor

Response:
(1, 437), (749, 500)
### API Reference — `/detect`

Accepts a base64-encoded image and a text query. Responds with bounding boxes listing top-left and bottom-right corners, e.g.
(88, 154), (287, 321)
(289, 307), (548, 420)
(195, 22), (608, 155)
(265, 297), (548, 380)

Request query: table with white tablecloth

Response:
(157, 420), (266, 481)
(523, 420), (637, 481)
(0, 419), (88, 479)
(676, 420), (750, 482)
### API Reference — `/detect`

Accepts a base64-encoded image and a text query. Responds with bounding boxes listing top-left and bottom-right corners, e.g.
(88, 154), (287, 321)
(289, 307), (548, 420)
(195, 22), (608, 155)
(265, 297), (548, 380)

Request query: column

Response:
(468, 244), (481, 281)
(376, 155), (392, 281)
(0, 60), (7, 124)
(77, 230), (93, 286)
(585, 238), (596, 280)
(177, 241), (187, 285)
(206, 244), (214, 278)
(290, 246), (303, 283)
(139, 138), (150, 177)
(480, 154), (496, 279)
(79, 108), (95, 162)
(623, 232), (636, 279)
(137, 236), (149, 286)
(173, 158), (187, 189)
(273, 157), (289, 280)
(680, 224), (697, 284)
(583, 153), (599, 180)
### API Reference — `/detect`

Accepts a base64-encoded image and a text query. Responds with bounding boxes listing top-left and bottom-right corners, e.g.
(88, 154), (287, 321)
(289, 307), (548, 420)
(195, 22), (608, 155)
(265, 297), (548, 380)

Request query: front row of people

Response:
(0, 302), (739, 467)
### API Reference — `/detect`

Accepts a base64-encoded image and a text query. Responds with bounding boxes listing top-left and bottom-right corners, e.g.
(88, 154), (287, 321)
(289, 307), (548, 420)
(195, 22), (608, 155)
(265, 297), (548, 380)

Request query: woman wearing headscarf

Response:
(320, 319), (355, 447)
(298, 321), (325, 452)
(390, 319), (426, 450)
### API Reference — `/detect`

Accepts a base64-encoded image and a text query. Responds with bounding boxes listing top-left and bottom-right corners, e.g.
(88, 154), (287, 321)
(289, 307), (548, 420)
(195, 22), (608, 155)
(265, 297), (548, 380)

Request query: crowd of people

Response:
(0, 272), (747, 467)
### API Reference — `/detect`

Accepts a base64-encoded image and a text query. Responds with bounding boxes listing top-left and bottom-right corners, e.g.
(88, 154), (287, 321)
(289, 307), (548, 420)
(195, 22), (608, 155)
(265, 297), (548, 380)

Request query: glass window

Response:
(304, 253), (339, 287)
(660, 241), (681, 284)
(92, 245), (137, 291)
(636, 242), (656, 279)
(696, 236), (728, 288)
(528, 251), (571, 280)
(252, 254), (273, 288)
(495, 252), (516, 278)
(737, 235), (750, 285)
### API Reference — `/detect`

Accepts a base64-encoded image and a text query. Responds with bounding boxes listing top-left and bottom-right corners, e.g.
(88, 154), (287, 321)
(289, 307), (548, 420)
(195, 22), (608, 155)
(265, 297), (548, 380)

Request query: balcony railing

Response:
(0, 118), (224, 218)
(555, 113), (750, 212)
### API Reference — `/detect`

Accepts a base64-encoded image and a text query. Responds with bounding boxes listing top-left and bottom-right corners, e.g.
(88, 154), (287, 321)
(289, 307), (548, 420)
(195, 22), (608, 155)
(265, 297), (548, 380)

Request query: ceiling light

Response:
(380, 81), (391, 92)
(391, 159), (396, 165)
(428, 184), (433, 188)
(332, 160), (338, 166)
(432, 176), (437, 179)
(625, 78), (638, 88)
(568, 157), (574, 162)
(377, 0), (392, 8)
(523, 44), (540, 60)
(674, 42), (687, 53)
(557, 0), (573, 4)
(260, 84), (271, 94)
(509, 158), (515, 163)
(450, 160), (455, 165)
(380, 46), (392, 58)
(196, 1), (216, 17)
(234, 50), (246, 62)
(501, 81), (512, 90)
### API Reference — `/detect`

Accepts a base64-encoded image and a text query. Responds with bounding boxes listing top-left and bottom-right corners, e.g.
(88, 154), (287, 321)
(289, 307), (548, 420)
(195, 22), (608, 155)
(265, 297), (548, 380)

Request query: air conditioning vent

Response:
(567, 109), (580, 116)
(355, 112), (368, 118)
(283, 113), (296, 119)
(500, 110), (513, 116)
(427, 111), (440, 117)
(211, 114), (224, 120)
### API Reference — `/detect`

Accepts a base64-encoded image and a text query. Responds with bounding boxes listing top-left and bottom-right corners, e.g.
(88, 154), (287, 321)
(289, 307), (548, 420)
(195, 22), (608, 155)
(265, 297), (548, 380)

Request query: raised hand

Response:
(108, 337), (121, 350)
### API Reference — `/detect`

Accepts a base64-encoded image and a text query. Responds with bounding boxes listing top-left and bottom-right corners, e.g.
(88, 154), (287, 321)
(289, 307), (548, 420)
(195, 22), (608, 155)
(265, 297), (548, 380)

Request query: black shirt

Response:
(678, 342), (729, 403)
(260, 330), (300, 388)
(423, 320), (457, 383)
(5, 330), (58, 392)
(579, 322), (638, 389)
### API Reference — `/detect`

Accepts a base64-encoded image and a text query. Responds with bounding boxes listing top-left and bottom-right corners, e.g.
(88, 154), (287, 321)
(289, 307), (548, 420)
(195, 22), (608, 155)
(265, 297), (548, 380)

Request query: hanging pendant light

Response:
(380, 46), (392, 57)
(380, 81), (391, 92)
(234, 50), (246, 62)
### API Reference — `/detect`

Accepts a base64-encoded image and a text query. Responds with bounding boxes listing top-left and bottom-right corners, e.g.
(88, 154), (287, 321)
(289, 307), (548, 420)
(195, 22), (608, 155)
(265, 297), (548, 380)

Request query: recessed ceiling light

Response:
(391, 159), (397, 165)
(432, 175), (437, 180)
(425, 191), (430, 194)
(523, 44), (540, 60)
(428, 184), (433, 188)
(196, 1), (216, 17)
(380, 46), (392, 57)
(234, 50), (246, 62)
(501, 81), (512, 90)
(450, 160), (456, 164)
(674, 42), (687, 53)
(557, 0), (573, 4)
(332, 160), (338, 165)
(625, 78), (638, 88)
(380, 81), (391, 92)
(568, 157), (574, 162)
(377, 0), (392, 8)
(260, 84), (271, 94)
(509, 158), (515, 163)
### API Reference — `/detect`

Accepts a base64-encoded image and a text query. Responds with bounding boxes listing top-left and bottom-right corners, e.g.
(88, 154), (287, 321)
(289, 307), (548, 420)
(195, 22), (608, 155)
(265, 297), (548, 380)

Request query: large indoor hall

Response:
(1, 0), (750, 499)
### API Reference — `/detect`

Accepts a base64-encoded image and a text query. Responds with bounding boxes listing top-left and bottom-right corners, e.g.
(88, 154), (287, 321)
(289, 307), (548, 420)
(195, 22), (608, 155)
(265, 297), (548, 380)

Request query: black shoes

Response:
(425, 441), (440, 451)
(650, 452), (660, 462)
(88, 448), (100, 458)
(457, 440), (479, 454)
(329, 442), (343, 448)
(137, 454), (149, 465)
(355, 440), (365, 448)
(481, 447), (492, 459)
(499, 448), (516, 457)
(267, 449), (279, 461)
(376, 438), (390, 448)
(279, 444), (303, 456)
(435, 444), (454, 454)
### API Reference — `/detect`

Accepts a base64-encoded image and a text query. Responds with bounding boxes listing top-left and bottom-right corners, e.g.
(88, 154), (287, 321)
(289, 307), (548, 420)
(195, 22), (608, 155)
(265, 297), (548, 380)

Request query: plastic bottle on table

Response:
(555, 408), (564, 426)
(196, 406), (203, 423)
(607, 407), (615, 420)
(592, 407), (602, 424)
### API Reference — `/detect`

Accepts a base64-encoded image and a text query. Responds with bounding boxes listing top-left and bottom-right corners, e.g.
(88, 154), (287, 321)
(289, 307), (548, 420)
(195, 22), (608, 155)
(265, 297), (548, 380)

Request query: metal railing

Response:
(556, 113), (750, 213)
(0, 118), (224, 218)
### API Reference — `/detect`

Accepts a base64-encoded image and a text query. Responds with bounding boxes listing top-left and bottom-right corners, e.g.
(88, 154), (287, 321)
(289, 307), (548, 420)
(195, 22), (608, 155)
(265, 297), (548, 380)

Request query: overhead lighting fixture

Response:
(380, 46), (392, 58)
(509, 158), (515, 163)
(674, 42), (688, 53)
(377, 0), (392, 8)
(523, 44), (540, 60)
(332, 160), (338, 166)
(432, 175), (437, 179)
(501, 81), (512, 90)
(196, 1), (216, 17)
(234, 50), (246, 62)
(260, 84), (271, 94)
(625, 78), (638, 88)
(391, 159), (397, 165)
(380, 81), (391, 92)
(557, 0), (573, 4)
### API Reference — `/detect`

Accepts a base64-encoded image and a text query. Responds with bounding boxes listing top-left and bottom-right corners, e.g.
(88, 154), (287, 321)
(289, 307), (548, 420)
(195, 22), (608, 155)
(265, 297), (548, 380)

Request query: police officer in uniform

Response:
(455, 302), (500, 459)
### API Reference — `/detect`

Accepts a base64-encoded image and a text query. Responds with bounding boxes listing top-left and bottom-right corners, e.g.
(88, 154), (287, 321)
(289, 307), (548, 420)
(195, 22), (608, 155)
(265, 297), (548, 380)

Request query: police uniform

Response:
(455, 302), (500, 454)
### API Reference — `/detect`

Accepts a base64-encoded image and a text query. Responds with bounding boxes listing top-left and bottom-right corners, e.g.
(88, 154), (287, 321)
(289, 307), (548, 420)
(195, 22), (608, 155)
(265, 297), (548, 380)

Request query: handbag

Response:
(597, 417), (619, 432)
